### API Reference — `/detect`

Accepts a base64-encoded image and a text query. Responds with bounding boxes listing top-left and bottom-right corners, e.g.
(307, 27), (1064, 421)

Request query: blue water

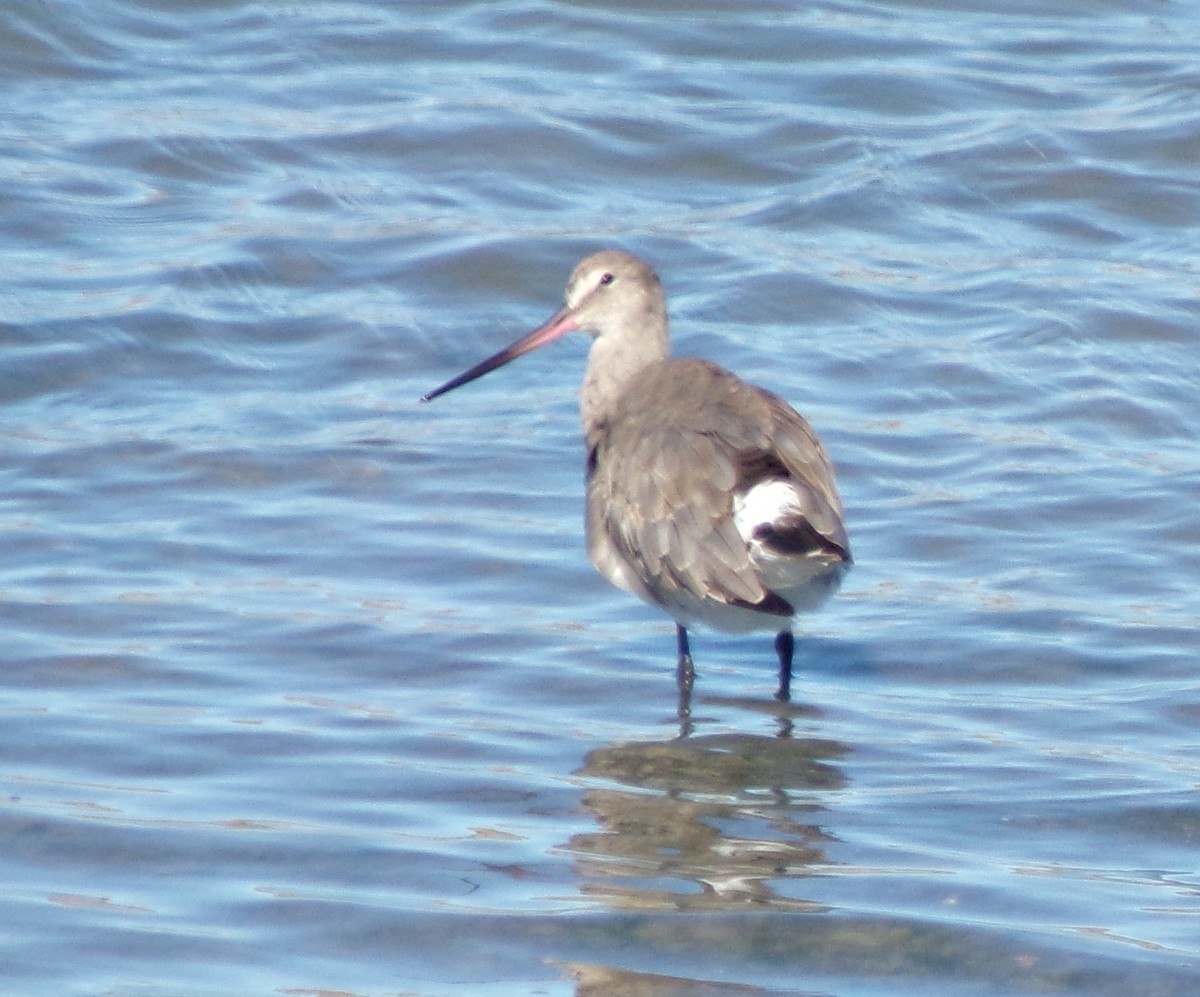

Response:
(3, 1), (1199, 994)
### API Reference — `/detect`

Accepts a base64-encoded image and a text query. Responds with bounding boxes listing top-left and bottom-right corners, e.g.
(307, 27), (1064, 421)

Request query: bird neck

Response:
(580, 321), (669, 441)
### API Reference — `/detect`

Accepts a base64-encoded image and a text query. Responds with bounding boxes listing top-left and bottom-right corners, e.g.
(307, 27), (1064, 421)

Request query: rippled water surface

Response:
(3, 1), (1200, 994)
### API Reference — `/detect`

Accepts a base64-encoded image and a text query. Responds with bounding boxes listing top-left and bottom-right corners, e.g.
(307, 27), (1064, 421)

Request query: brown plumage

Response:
(423, 250), (850, 704)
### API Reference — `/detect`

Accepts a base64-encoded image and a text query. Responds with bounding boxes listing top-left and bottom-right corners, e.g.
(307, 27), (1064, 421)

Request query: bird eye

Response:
(599, 272), (615, 286)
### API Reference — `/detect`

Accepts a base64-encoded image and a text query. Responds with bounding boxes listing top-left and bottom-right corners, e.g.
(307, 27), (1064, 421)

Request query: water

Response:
(3, 0), (1199, 994)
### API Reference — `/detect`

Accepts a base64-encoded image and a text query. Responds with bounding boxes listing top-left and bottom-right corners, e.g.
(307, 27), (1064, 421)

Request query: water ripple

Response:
(3, 0), (1200, 993)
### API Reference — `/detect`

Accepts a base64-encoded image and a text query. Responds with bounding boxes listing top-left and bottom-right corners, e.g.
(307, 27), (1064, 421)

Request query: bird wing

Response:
(587, 359), (845, 617)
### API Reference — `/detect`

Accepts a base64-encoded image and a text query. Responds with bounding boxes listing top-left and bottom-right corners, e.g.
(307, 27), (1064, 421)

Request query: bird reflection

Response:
(677, 685), (822, 738)
(568, 727), (847, 913)
(556, 960), (820, 995)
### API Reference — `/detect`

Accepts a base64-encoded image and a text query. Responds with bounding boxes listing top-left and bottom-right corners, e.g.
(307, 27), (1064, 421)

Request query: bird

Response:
(421, 250), (850, 706)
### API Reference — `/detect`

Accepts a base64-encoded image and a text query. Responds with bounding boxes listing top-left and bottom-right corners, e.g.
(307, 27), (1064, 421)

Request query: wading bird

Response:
(422, 250), (850, 705)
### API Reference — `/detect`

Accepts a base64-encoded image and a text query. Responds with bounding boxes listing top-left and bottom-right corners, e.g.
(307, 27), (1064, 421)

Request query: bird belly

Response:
(589, 513), (786, 634)
(657, 563), (845, 634)
(591, 534), (842, 636)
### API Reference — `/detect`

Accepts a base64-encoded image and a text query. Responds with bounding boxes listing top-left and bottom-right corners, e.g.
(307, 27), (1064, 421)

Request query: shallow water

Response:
(3, 1), (1199, 994)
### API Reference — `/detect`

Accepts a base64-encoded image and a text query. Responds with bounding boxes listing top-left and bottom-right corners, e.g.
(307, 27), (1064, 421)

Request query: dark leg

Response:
(676, 624), (695, 716)
(774, 631), (794, 702)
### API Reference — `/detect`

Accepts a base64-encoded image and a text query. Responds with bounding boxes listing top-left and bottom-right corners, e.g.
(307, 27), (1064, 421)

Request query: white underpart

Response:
(734, 479), (840, 613)
(733, 479), (800, 544)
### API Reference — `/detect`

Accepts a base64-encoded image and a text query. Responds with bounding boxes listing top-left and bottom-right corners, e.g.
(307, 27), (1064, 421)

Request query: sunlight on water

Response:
(2, 0), (1199, 994)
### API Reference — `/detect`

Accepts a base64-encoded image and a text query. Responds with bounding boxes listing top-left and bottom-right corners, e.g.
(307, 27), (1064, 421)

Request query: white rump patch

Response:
(732, 479), (844, 614)
(732, 479), (802, 544)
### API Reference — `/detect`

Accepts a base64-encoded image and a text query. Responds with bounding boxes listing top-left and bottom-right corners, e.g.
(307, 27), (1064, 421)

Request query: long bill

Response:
(420, 305), (580, 403)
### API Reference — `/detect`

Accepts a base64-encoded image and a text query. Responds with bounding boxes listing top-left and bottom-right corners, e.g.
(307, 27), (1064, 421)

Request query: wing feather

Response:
(588, 359), (827, 617)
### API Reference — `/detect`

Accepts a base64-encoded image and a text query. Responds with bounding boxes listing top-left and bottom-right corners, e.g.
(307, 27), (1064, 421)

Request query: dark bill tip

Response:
(418, 305), (579, 405)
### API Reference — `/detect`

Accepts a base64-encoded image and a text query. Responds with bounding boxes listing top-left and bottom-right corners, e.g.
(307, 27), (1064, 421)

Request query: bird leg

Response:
(675, 624), (695, 715)
(774, 631), (794, 702)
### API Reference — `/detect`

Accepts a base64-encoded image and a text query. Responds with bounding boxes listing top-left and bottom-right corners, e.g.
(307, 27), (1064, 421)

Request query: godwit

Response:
(422, 250), (851, 703)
